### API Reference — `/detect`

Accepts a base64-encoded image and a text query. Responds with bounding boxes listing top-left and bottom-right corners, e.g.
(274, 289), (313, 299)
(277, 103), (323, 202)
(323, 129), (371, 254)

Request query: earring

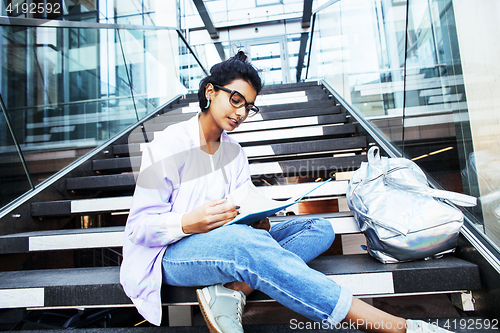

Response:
(204, 97), (211, 109)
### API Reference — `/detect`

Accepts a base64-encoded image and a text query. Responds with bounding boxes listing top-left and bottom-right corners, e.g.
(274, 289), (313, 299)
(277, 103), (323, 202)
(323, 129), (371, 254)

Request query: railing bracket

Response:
(451, 291), (475, 311)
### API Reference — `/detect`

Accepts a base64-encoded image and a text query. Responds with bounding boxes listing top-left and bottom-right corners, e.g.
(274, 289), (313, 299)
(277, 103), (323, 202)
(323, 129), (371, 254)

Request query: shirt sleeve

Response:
(125, 138), (190, 247)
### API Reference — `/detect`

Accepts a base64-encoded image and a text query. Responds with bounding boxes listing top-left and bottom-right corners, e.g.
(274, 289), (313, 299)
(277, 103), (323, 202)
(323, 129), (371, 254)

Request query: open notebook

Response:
(224, 178), (332, 226)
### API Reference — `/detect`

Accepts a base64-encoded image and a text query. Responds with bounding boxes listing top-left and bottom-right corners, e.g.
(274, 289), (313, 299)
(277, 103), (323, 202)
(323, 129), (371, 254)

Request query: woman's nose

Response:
(235, 106), (246, 118)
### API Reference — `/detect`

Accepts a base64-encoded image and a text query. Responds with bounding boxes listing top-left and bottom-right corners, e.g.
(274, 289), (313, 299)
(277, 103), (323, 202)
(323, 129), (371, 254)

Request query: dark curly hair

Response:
(198, 51), (263, 111)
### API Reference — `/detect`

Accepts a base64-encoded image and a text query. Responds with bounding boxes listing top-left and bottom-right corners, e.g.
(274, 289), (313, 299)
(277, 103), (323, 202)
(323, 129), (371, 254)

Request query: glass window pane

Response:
(250, 42), (283, 85)
(0, 24), (181, 200)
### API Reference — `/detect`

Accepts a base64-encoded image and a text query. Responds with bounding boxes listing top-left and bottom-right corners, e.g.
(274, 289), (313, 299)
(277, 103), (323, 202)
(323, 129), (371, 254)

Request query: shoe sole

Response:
(196, 289), (223, 333)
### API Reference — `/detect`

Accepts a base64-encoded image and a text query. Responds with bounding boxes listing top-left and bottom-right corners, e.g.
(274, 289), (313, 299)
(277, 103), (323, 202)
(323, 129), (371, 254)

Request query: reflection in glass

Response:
(0, 109), (32, 209)
(250, 41), (283, 85)
(308, 0), (500, 252)
(309, 0), (406, 144)
(0, 25), (181, 191)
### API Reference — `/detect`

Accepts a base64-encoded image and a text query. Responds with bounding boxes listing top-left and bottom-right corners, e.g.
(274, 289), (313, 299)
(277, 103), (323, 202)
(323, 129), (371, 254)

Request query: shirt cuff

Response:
(165, 212), (190, 241)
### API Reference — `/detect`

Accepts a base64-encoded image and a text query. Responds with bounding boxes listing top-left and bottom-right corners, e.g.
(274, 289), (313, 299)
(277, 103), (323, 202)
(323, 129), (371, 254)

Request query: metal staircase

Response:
(0, 81), (481, 330)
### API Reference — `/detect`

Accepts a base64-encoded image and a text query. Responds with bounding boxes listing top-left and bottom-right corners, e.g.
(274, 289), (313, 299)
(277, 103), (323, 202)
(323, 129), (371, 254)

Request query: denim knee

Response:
(270, 217), (335, 262)
(307, 217), (335, 253)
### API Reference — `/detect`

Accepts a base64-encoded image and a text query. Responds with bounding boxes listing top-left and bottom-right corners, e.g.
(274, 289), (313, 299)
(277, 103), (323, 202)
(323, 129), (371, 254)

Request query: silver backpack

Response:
(346, 146), (477, 263)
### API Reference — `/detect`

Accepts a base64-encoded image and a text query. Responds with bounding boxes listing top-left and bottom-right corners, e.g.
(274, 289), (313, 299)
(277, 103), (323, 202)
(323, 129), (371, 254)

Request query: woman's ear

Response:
(205, 83), (215, 100)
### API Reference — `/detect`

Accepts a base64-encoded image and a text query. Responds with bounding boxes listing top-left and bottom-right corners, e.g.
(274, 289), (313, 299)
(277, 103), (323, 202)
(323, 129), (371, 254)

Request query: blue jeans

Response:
(162, 217), (353, 324)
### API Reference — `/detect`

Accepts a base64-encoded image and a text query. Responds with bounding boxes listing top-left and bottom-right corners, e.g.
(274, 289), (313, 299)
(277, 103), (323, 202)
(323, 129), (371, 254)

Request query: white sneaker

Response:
(406, 319), (455, 333)
(196, 283), (246, 333)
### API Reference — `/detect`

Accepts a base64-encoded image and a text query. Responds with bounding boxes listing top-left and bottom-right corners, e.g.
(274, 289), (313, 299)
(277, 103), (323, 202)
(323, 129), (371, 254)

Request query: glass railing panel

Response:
(309, 0), (500, 252)
(401, 0), (468, 192)
(287, 33), (301, 83)
(402, 0), (500, 252)
(307, 2), (342, 91)
(0, 24), (183, 206)
(0, 107), (32, 208)
(429, 0), (500, 250)
(309, 0), (407, 144)
(179, 40), (209, 93)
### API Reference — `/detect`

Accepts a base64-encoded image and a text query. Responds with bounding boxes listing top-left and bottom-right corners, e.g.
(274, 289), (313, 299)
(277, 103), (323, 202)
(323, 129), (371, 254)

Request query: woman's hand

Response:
(250, 217), (271, 232)
(181, 199), (239, 234)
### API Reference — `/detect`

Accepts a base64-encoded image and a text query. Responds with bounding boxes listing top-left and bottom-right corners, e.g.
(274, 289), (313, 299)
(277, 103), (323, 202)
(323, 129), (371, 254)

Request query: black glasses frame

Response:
(214, 85), (259, 117)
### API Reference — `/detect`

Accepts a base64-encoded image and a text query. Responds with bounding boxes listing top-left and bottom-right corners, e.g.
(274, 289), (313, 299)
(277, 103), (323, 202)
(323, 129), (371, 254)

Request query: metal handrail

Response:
(320, 79), (402, 159)
(304, 12), (316, 80)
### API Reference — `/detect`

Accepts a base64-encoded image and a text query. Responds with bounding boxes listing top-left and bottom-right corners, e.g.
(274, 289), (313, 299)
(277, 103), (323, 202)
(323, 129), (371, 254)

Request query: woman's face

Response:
(205, 79), (257, 132)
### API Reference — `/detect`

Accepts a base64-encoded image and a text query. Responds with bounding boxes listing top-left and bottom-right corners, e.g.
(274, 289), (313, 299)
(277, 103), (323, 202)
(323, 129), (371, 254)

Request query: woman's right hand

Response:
(181, 198), (239, 234)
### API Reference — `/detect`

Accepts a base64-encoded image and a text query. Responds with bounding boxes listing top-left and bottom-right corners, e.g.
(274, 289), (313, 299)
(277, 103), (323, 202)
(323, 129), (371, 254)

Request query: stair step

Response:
(169, 254), (481, 303)
(0, 227), (125, 254)
(93, 156), (139, 173)
(175, 91), (331, 115)
(236, 123), (356, 146)
(256, 100), (337, 113)
(69, 156), (356, 191)
(66, 174), (136, 191)
(0, 212), (359, 254)
(260, 81), (321, 94)
(234, 114), (345, 133)
(142, 112), (346, 135)
(256, 90), (330, 105)
(0, 255), (480, 309)
(244, 136), (366, 159)
(128, 113), (346, 143)
(113, 110), (343, 156)
(33, 181), (348, 216)
(126, 121), (355, 147)
(32, 196), (133, 217)
(250, 154), (366, 177)
(94, 137), (366, 173)
(245, 104), (341, 120)
(144, 103), (340, 130)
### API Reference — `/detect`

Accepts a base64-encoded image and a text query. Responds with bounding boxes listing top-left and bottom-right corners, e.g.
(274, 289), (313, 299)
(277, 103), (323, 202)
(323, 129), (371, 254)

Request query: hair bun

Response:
(233, 50), (249, 63)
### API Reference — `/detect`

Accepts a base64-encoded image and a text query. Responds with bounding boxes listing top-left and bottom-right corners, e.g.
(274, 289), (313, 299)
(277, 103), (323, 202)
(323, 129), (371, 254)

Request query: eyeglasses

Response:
(214, 85), (260, 117)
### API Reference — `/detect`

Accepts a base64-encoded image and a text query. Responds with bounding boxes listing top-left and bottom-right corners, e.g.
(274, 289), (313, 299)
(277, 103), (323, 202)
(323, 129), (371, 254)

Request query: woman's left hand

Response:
(250, 217), (271, 232)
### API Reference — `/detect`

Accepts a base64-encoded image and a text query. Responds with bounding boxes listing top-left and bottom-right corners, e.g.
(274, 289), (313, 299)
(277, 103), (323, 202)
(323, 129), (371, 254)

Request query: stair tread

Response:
(68, 158), (358, 190)
(94, 136), (366, 172)
(128, 114), (346, 143)
(148, 103), (340, 127)
(0, 212), (359, 254)
(249, 154), (366, 176)
(34, 181), (349, 216)
(0, 254), (481, 308)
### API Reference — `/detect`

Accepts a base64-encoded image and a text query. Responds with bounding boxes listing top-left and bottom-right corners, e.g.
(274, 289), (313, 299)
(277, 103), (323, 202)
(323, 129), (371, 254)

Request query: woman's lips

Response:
(228, 117), (239, 126)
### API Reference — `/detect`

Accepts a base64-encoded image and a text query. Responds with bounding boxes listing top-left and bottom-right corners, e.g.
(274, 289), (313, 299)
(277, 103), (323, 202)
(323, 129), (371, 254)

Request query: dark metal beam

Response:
(302, 0), (313, 29)
(214, 42), (226, 61)
(296, 32), (309, 82)
(192, 0), (219, 39)
(176, 30), (209, 75)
